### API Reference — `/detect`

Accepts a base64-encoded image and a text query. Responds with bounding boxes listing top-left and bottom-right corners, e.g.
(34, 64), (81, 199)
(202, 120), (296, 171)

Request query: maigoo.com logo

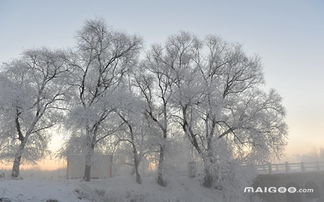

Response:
(244, 186), (314, 194)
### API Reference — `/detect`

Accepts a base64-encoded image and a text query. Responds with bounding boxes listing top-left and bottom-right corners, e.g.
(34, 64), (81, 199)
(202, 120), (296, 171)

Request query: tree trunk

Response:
(203, 166), (213, 187)
(83, 143), (94, 181)
(202, 135), (216, 187)
(11, 140), (26, 178)
(202, 156), (214, 188)
(131, 144), (142, 184)
(134, 155), (142, 184)
(157, 145), (166, 186)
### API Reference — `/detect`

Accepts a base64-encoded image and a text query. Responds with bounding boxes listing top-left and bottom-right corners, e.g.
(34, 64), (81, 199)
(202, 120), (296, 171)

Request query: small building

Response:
(66, 154), (112, 179)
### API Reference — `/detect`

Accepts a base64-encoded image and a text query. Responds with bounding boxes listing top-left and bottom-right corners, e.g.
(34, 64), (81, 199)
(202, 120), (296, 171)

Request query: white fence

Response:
(255, 161), (324, 174)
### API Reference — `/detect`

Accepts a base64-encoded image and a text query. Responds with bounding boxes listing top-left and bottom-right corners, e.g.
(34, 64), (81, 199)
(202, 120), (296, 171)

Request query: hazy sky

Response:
(1, 0), (324, 159)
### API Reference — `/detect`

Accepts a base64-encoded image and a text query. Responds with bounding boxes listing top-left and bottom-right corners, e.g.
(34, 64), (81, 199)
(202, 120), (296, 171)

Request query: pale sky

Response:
(1, 0), (324, 161)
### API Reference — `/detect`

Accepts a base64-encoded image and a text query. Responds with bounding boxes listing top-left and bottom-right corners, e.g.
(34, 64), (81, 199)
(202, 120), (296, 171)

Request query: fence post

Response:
(268, 163), (272, 174)
(301, 162), (305, 172)
(285, 162), (289, 173)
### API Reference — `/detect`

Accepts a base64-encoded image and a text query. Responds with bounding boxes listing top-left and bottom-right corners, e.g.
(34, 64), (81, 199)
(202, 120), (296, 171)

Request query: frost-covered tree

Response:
(151, 32), (287, 187)
(64, 19), (142, 181)
(0, 48), (68, 178)
(113, 89), (149, 184)
(134, 47), (177, 186)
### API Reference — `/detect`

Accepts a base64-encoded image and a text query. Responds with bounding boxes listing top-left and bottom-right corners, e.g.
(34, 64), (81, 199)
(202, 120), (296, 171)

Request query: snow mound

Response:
(0, 176), (224, 202)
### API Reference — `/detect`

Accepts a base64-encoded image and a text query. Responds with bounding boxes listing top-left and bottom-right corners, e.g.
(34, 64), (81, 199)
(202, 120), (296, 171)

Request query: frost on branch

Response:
(63, 19), (142, 181)
(0, 48), (68, 177)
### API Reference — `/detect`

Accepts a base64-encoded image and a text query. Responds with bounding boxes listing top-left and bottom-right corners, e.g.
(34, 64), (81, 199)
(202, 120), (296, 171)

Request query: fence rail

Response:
(255, 161), (324, 174)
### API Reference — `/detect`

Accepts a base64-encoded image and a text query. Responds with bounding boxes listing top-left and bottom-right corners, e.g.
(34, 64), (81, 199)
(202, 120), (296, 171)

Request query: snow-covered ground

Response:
(0, 176), (223, 202)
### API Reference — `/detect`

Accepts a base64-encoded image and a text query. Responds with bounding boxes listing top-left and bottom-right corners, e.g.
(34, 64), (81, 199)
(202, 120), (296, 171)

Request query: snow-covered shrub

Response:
(199, 139), (257, 202)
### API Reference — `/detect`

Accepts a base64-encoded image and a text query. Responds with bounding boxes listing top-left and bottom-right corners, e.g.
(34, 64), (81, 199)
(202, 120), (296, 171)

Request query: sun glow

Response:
(0, 157), (66, 171)
(148, 161), (157, 171)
